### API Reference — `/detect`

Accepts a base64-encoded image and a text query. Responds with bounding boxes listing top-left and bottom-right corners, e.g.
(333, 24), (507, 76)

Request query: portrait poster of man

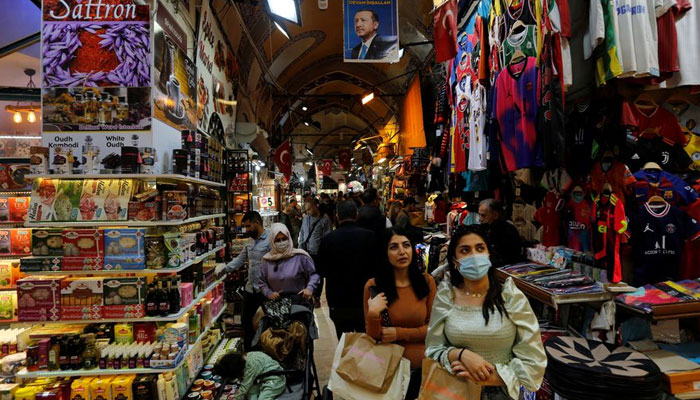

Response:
(343, 0), (399, 63)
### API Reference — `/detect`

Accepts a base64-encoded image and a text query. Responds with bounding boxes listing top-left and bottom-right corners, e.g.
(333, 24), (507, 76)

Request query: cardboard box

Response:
(102, 179), (134, 221)
(17, 276), (65, 321)
(103, 277), (145, 319)
(8, 197), (29, 222)
(103, 228), (145, 270)
(10, 229), (31, 255)
(53, 180), (82, 221)
(663, 370), (700, 394)
(32, 229), (64, 257)
(78, 179), (107, 221)
(179, 282), (193, 308)
(28, 179), (59, 222)
(61, 229), (104, 271)
(0, 291), (16, 320)
(0, 230), (10, 255)
(0, 198), (9, 222)
(60, 278), (103, 320)
(20, 256), (62, 273)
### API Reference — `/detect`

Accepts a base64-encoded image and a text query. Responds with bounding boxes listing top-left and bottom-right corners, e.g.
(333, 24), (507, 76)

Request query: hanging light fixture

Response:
(5, 69), (39, 124)
(27, 111), (36, 123)
(13, 112), (22, 124)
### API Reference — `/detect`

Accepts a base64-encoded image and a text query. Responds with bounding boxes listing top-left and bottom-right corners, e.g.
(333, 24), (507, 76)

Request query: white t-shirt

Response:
(584, 0), (605, 60)
(666, 3), (700, 87)
(468, 83), (487, 171)
(612, 0), (660, 78)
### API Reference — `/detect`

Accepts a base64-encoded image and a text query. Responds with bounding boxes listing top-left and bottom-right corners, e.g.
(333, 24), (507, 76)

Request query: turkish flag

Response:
(321, 159), (333, 176)
(434, 0), (458, 63)
(273, 139), (292, 182)
(338, 149), (352, 170)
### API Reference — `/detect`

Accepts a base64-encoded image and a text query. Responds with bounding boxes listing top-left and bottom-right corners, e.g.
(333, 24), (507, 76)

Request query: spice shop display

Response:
(43, 88), (151, 132)
(177, 130), (225, 183)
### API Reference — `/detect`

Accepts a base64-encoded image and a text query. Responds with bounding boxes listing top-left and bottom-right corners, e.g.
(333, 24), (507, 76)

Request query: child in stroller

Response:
(214, 351), (286, 400)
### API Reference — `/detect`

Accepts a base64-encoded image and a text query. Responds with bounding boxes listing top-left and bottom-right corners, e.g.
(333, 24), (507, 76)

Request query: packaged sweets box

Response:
(103, 277), (146, 318)
(61, 229), (104, 271)
(103, 228), (146, 270)
(60, 278), (103, 320)
(17, 276), (65, 322)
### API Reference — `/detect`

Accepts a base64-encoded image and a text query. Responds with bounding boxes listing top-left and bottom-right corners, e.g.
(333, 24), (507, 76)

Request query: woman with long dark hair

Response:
(425, 225), (546, 399)
(363, 226), (436, 399)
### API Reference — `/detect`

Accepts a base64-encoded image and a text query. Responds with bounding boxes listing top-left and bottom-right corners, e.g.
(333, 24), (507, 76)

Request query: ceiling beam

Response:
(0, 87), (40, 102)
(0, 32), (40, 59)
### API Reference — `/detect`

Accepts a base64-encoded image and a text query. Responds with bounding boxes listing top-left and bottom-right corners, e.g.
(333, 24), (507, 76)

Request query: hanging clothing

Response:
(535, 190), (564, 247)
(500, 24), (538, 66)
(611, 0), (660, 78)
(565, 104), (596, 180)
(593, 193), (628, 283)
(665, 0), (700, 87)
(541, 168), (573, 194)
(622, 102), (687, 146)
(632, 169), (699, 207)
(591, 0), (624, 85)
(514, 218), (538, 241)
(565, 197), (594, 252)
(590, 160), (636, 200)
(494, 57), (542, 172)
(468, 83), (488, 171)
(655, 0), (691, 81)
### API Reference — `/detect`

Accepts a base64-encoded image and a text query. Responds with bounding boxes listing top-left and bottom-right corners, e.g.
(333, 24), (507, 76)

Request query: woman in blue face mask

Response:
(425, 225), (546, 399)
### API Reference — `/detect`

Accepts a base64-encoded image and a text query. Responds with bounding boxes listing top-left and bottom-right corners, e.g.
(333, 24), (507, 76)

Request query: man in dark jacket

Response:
(358, 188), (388, 239)
(479, 199), (523, 265)
(317, 200), (377, 338)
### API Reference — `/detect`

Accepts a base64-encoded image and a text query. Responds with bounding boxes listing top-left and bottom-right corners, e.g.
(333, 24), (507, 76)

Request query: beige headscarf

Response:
(262, 223), (310, 261)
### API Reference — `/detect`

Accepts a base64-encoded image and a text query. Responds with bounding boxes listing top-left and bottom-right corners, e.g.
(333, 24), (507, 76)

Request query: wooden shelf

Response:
(13, 277), (224, 325)
(16, 307), (225, 378)
(616, 300), (700, 321)
(25, 174), (226, 187)
(495, 269), (614, 309)
(25, 213), (225, 228)
(21, 245), (224, 276)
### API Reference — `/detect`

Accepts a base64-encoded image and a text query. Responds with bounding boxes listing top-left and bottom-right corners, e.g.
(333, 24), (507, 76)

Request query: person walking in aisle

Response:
(479, 199), (523, 265)
(226, 211), (271, 351)
(258, 223), (320, 301)
(358, 188), (391, 238)
(363, 227), (436, 400)
(317, 200), (377, 338)
(298, 198), (332, 302)
(425, 225), (546, 399)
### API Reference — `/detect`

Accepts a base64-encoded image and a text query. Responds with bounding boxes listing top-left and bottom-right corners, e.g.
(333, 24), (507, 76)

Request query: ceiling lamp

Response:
(264, 0), (302, 26)
(305, 145), (314, 156)
(6, 69), (39, 124)
(13, 112), (22, 124)
(361, 92), (375, 105)
(302, 106), (308, 111)
(27, 111), (36, 123)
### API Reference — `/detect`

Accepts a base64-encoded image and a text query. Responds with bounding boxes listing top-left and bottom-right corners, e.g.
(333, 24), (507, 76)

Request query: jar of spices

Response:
(99, 92), (113, 124)
(85, 91), (98, 122)
(116, 96), (129, 122)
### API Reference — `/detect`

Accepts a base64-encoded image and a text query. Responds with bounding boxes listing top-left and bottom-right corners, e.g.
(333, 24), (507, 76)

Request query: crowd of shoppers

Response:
(226, 189), (545, 400)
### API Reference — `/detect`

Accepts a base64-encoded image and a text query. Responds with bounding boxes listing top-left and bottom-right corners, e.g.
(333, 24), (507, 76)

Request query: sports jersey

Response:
(594, 0), (624, 86)
(565, 197), (594, 252)
(565, 105), (596, 178)
(468, 83), (488, 171)
(666, 0), (700, 87)
(656, 0), (691, 79)
(462, 170), (489, 192)
(627, 136), (694, 172)
(621, 102), (687, 146)
(500, 25), (538, 66)
(630, 202), (700, 286)
(494, 57), (542, 172)
(684, 135), (700, 171)
(632, 169), (699, 206)
(535, 190), (564, 247)
(665, 103), (700, 135)
(541, 168), (573, 193)
(611, 0), (660, 78)
(593, 193), (628, 283)
(590, 160), (636, 201)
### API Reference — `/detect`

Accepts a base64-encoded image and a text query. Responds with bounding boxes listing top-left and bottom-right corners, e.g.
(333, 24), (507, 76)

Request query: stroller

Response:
(251, 293), (322, 400)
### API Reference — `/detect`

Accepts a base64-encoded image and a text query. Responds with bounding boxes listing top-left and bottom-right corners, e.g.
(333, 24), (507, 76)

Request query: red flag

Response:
(434, 0), (458, 63)
(338, 149), (352, 170)
(321, 159), (333, 176)
(273, 139), (292, 182)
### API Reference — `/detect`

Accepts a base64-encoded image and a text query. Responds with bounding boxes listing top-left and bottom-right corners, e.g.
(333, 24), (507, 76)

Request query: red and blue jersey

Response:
(632, 169), (699, 206)
(494, 57), (542, 172)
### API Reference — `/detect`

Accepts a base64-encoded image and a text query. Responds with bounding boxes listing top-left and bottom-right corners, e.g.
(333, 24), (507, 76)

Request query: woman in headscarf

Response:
(257, 223), (320, 300)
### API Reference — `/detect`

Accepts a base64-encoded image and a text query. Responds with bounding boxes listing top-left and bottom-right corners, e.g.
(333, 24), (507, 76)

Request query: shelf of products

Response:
(15, 307), (225, 379)
(26, 174), (226, 188)
(25, 213), (226, 228)
(15, 277), (224, 325)
(615, 279), (700, 321)
(21, 245), (224, 276)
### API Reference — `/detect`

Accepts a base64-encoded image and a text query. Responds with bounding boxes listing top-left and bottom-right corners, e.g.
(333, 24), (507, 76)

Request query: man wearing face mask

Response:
(227, 211), (271, 350)
(590, 150), (636, 202)
(478, 199), (523, 265)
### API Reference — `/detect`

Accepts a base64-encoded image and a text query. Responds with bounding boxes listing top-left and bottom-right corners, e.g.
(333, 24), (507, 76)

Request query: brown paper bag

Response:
(335, 333), (405, 393)
(418, 358), (482, 400)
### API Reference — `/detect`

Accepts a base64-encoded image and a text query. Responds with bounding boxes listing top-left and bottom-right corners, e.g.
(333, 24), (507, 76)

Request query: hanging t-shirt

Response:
(611, 0), (660, 78)
(594, 0), (624, 85)
(630, 202), (700, 286)
(494, 57), (542, 172)
(565, 197), (594, 252)
(656, 0), (691, 78)
(513, 218), (538, 241)
(666, 0), (700, 87)
(685, 135), (700, 171)
(541, 168), (573, 193)
(500, 25), (538, 66)
(621, 102), (687, 146)
(593, 193), (628, 283)
(590, 160), (637, 200)
(664, 103), (700, 135)
(566, 104), (596, 178)
(535, 190), (564, 247)
(468, 83), (488, 171)
(632, 169), (699, 206)
(453, 70), (471, 173)
(512, 202), (537, 222)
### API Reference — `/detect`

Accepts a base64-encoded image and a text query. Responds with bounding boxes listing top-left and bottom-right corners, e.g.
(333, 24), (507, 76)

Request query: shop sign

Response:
(343, 0), (399, 63)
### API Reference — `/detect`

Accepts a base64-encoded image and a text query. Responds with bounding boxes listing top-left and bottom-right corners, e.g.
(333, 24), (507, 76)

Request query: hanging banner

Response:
(343, 0), (399, 63)
(154, 7), (197, 131)
(196, 0), (239, 146)
(338, 149), (352, 171)
(321, 159), (333, 177)
(273, 139), (292, 182)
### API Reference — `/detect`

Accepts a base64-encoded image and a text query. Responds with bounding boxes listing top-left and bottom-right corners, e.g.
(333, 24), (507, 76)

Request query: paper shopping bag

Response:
(418, 358), (482, 400)
(335, 332), (405, 393)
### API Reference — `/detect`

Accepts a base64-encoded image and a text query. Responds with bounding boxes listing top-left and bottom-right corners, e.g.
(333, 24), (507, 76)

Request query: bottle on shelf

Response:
(58, 336), (70, 371)
(82, 334), (98, 370)
(158, 280), (170, 317)
(69, 335), (84, 371)
(169, 276), (181, 314)
(48, 337), (59, 371)
(145, 282), (159, 317)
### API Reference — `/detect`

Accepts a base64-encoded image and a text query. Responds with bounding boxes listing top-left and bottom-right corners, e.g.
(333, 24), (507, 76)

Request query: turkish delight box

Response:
(60, 278), (103, 320)
(103, 277), (145, 318)
(17, 275), (65, 321)
(32, 229), (63, 257)
(28, 178), (58, 222)
(103, 228), (146, 270)
(77, 179), (107, 221)
(20, 256), (62, 273)
(53, 180), (82, 221)
(61, 229), (104, 271)
(102, 179), (134, 221)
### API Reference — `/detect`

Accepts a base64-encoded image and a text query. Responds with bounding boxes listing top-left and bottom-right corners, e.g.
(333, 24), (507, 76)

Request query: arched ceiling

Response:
(214, 0), (435, 162)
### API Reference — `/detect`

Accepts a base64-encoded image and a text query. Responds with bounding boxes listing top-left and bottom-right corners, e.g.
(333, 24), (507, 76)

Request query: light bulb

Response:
(27, 111), (36, 123)
(13, 112), (21, 124)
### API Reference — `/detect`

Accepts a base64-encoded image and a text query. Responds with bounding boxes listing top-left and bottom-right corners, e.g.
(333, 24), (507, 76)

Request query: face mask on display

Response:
(457, 254), (492, 280)
(274, 241), (290, 252)
(572, 192), (584, 202)
(601, 160), (613, 172)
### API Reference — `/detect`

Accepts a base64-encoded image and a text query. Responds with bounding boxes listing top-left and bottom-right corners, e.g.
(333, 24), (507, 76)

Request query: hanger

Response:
(643, 162), (662, 171)
(510, 49), (526, 65)
(666, 93), (690, 109)
(647, 195), (667, 205)
(634, 93), (658, 111)
(602, 183), (613, 196)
